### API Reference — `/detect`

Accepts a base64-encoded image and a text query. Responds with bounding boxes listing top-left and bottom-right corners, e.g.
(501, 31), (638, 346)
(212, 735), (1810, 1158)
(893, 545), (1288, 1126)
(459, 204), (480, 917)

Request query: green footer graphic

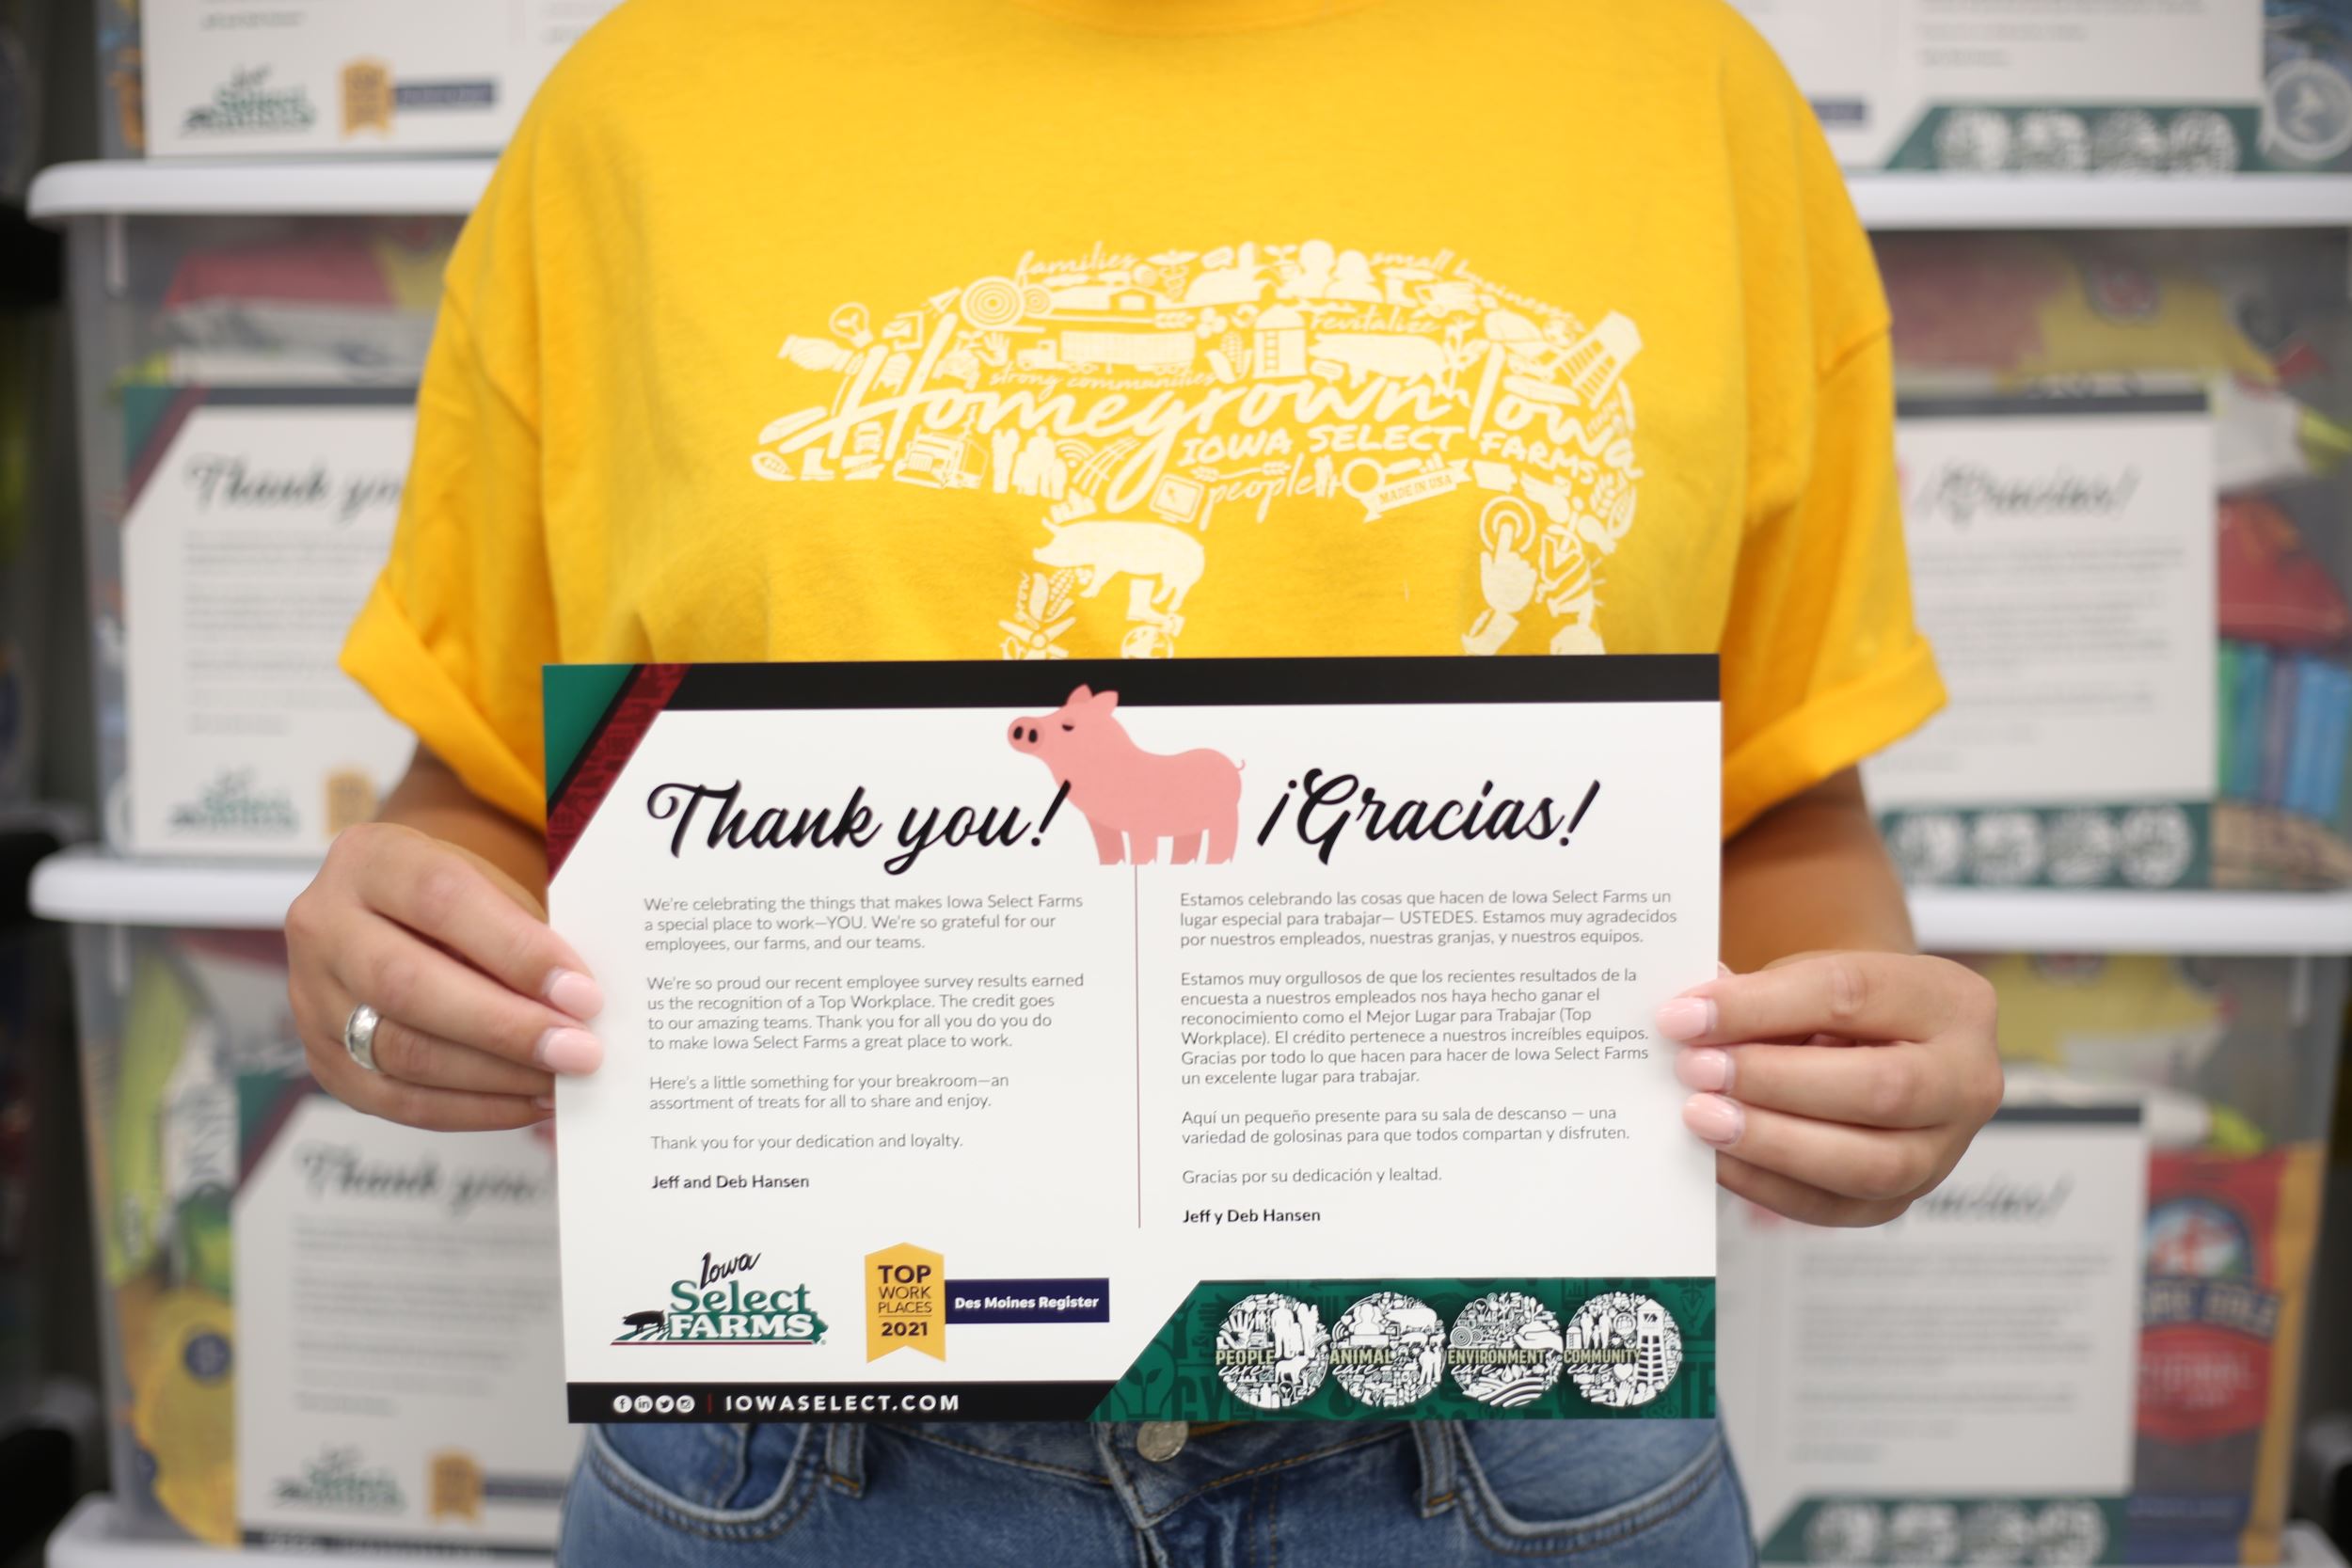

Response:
(1761, 1496), (2125, 1565)
(1094, 1276), (1714, 1422)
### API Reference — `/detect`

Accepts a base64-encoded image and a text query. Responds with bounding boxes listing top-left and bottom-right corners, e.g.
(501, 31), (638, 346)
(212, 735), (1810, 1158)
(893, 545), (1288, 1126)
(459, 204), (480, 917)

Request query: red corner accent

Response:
(547, 664), (691, 880)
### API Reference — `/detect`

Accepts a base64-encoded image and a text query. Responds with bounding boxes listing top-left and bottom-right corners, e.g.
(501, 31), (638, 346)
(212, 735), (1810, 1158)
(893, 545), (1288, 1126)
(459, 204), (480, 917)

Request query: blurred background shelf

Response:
(30, 846), (2352, 956)
(28, 847), (310, 929)
(28, 846), (2352, 955)
(1909, 888), (2352, 956)
(1851, 174), (2352, 230)
(30, 161), (2352, 230)
(27, 159), (492, 219)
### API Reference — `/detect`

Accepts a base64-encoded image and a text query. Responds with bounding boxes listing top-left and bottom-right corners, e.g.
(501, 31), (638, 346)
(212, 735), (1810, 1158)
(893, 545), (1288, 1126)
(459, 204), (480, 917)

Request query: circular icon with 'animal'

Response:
(1328, 1292), (1446, 1408)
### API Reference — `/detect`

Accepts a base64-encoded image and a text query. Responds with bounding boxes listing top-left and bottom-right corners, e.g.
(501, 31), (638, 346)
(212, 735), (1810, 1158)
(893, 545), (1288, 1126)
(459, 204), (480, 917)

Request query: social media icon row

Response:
(611, 1392), (696, 1416)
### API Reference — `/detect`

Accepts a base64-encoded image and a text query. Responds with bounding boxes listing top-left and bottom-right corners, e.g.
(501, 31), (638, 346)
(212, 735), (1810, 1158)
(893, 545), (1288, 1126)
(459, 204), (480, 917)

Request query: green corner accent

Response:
(1094, 1277), (1714, 1423)
(122, 383), (182, 483)
(544, 665), (640, 803)
(1760, 1496), (2126, 1564)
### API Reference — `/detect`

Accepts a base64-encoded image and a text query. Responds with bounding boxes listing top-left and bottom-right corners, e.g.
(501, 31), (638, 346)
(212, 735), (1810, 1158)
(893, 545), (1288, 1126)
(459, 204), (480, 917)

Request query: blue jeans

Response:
(559, 1419), (1756, 1566)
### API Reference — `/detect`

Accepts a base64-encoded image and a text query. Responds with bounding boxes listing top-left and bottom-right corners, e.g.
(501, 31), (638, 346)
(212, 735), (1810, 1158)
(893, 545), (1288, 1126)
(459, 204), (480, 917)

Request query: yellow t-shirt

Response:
(342, 0), (1944, 839)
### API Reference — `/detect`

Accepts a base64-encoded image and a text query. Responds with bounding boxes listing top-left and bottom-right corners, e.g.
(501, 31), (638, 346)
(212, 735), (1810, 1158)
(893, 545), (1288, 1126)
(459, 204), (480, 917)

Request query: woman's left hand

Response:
(1657, 953), (2003, 1227)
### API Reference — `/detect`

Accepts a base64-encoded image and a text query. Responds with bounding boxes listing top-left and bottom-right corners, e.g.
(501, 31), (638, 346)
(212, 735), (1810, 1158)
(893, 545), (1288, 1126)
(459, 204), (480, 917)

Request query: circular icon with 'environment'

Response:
(1565, 1291), (1683, 1409)
(1447, 1291), (1565, 1407)
(1215, 1293), (1329, 1411)
(1328, 1292), (1446, 1408)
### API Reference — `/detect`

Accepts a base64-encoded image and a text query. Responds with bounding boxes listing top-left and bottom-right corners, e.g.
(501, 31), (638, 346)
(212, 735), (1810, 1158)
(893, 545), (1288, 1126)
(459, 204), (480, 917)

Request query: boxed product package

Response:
(118, 0), (619, 160)
(1728, 0), (2268, 173)
(30, 171), (464, 856)
(33, 854), (580, 1548)
(1723, 953), (2344, 1566)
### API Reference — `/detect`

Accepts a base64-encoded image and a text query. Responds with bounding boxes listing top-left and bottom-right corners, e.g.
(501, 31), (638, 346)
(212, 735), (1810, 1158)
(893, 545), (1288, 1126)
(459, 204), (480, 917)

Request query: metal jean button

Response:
(1136, 1421), (1188, 1463)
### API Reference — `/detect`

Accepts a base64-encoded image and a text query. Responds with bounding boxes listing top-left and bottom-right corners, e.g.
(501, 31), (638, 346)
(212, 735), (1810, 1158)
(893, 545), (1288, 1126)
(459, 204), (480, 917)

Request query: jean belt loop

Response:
(823, 1421), (869, 1497)
(1411, 1421), (1461, 1519)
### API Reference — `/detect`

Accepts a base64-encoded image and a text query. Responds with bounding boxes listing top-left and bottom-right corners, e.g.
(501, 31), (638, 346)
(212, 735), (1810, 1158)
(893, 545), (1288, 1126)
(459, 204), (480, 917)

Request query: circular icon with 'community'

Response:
(1215, 1292), (1329, 1411)
(1446, 1291), (1565, 1408)
(1564, 1291), (1683, 1409)
(1328, 1291), (1446, 1408)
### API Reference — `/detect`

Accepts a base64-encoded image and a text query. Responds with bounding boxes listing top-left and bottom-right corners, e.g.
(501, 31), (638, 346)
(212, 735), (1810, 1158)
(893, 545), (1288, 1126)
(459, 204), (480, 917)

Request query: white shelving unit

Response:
(23, 153), (2352, 1568)
(30, 847), (310, 930)
(47, 1497), (549, 1568)
(33, 1490), (2352, 1568)
(29, 158), (2352, 229)
(1910, 888), (2352, 957)
(30, 843), (2352, 958)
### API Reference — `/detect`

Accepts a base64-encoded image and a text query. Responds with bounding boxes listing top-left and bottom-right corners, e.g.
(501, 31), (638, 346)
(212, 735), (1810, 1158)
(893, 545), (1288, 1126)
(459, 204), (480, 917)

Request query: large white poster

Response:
(120, 390), (418, 857)
(1866, 391), (2217, 889)
(1720, 1108), (2150, 1565)
(1730, 0), (2264, 171)
(546, 657), (1720, 1424)
(234, 1091), (579, 1547)
(142, 0), (619, 157)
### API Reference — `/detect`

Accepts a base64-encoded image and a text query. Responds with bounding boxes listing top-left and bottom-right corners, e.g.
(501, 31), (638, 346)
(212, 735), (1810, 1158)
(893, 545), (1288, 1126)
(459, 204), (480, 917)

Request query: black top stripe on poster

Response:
(204, 386), (420, 407)
(665, 656), (1718, 713)
(1897, 392), (2209, 420)
(1987, 1105), (2144, 1126)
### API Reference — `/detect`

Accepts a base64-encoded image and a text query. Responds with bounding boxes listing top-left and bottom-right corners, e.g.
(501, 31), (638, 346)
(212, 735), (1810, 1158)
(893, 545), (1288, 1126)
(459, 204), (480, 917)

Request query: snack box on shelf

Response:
(29, 852), (576, 1549)
(29, 164), (467, 862)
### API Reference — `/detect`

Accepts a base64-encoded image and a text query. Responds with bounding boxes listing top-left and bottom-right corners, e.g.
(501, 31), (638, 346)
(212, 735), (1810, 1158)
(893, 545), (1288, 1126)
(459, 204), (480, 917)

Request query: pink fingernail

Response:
(1655, 997), (1715, 1042)
(1675, 1049), (1733, 1094)
(546, 969), (605, 1021)
(536, 1027), (603, 1075)
(533, 1094), (556, 1112)
(1683, 1093), (1744, 1147)
(1716, 961), (1735, 979)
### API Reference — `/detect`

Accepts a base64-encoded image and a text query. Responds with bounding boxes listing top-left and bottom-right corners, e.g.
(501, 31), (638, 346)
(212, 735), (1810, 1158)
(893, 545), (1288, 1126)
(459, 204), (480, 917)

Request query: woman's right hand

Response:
(287, 820), (605, 1131)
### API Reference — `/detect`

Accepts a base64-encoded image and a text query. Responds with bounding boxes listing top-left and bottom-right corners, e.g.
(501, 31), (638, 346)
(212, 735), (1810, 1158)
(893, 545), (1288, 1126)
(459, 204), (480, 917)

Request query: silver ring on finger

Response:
(344, 1004), (384, 1074)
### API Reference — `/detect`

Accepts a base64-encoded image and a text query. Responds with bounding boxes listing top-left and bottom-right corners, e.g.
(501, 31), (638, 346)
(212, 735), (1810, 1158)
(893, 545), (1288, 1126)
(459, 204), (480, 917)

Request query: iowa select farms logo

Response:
(168, 768), (299, 835)
(615, 1248), (827, 1344)
(183, 66), (317, 135)
(272, 1446), (403, 1513)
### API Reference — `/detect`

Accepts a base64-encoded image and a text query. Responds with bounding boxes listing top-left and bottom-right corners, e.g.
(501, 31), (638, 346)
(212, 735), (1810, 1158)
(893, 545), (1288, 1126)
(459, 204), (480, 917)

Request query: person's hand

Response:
(287, 822), (604, 1132)
(1657, 953), (2002, 1226)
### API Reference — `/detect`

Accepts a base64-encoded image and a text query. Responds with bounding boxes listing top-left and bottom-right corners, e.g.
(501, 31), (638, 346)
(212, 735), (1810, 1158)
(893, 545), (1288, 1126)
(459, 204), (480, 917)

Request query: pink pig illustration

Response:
(1009, 686), (1244, 864)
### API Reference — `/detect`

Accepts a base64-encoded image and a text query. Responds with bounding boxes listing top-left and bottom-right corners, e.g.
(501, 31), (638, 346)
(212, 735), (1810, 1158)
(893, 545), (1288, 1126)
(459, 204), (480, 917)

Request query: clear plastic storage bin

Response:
(1865, 225), (2352, 892)
(1724, 936), (2348, 1567)
(30, 850), (577, 1550)
(28, 165), (479, 861)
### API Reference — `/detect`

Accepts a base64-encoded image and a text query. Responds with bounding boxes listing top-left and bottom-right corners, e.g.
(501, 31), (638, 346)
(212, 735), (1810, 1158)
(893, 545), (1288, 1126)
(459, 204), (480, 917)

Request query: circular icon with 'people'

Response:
(1215, 1292), (1329, 1411)
(1564, 1291), (1683, 1409)
(1447, 1291), (1566, 1407)
(1327, 1291), (1446, 1408)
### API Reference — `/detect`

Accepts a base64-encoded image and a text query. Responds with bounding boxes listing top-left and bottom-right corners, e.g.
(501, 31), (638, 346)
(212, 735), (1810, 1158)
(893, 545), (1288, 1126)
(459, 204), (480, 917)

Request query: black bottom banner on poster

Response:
(573, 1382), (1118, 1423)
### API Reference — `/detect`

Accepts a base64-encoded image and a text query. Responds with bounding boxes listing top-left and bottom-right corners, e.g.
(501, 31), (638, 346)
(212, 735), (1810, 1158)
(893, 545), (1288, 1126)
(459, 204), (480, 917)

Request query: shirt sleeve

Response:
(1719, 327), (1946, 837)
(1714, 16), (1947, 838)
(340, 147), (557, 830)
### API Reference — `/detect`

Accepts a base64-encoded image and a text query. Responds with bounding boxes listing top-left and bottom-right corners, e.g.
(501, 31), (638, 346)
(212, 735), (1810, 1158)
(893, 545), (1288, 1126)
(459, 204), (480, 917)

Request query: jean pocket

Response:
(1454, 1420), (1740, 1557)
(585, 1422), (818, 1533)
